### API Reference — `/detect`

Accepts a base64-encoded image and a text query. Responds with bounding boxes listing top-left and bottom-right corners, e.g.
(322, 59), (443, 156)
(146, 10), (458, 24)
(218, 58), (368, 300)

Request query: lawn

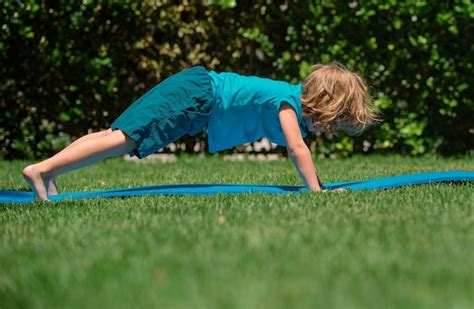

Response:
(0, 154), (473, 309)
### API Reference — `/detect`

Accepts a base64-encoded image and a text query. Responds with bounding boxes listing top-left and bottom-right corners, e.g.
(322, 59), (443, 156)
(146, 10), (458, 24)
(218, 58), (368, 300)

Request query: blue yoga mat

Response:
(1, 171), (473, 204)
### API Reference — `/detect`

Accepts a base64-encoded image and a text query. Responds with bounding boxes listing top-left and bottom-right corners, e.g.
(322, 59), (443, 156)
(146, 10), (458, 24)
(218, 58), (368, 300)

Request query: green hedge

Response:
(1, 0), (473, 159)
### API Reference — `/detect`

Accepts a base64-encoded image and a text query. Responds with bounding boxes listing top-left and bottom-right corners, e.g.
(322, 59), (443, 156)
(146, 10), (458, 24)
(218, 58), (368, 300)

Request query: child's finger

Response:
(321, 188), (347, 193)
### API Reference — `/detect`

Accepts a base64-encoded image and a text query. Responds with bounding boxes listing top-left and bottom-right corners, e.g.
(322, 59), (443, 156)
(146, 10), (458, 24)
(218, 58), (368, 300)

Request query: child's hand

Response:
(321, 188), (347, 193)
(309, 187), (347, 192)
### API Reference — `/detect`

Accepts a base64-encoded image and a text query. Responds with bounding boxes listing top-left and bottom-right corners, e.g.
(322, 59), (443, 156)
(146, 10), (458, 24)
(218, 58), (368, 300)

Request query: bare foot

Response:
(47, 178), (59, 195)
(22, 164), (49, 200)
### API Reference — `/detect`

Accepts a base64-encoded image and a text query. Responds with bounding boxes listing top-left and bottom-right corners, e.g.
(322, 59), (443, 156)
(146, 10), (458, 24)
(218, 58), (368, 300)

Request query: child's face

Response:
(305, 117), (360, 137)
(304, 117), (361, 137)
(333, 122), (360, 136)
(304, 117), (325, 134)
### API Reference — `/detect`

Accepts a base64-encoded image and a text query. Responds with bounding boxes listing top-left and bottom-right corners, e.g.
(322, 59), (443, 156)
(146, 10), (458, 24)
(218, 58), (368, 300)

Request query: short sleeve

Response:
(278, 96), (302, 121)
(278, 96), (308, 138)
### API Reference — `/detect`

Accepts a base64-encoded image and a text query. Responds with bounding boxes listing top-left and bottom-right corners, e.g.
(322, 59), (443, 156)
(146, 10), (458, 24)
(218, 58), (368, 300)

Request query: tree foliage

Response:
(1, 0), (473, 159)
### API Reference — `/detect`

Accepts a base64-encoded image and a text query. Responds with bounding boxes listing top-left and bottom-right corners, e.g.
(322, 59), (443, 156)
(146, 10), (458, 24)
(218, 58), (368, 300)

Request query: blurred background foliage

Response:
(1, 0), (473, 159)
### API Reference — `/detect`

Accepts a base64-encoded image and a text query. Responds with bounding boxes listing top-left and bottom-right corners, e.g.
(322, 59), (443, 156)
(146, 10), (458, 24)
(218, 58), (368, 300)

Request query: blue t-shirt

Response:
(207, 70), (308, 153)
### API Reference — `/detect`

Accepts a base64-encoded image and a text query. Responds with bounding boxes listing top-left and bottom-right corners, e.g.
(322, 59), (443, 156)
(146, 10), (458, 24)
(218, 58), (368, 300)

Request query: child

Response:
(23, 63), (377, 200)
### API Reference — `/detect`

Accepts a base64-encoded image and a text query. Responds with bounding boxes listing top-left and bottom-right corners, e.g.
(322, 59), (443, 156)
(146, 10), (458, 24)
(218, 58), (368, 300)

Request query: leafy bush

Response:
(1, 0), (473, 159)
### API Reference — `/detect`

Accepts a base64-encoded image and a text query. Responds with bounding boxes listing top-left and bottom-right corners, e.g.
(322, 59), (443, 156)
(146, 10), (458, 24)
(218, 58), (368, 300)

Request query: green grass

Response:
(0, 154), (473, 309)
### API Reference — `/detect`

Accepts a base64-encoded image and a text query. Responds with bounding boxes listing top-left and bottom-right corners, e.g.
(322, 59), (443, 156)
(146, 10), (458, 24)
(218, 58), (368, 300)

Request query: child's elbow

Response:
(287, 143), (309, 157)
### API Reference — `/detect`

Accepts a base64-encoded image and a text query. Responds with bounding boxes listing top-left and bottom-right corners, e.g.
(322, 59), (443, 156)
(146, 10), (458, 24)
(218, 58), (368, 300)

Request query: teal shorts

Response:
(110, 66), (212, 159)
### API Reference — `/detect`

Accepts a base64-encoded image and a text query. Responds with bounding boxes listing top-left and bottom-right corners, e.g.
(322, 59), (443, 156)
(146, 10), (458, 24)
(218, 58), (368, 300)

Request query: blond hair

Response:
(301, 62), (377, 135)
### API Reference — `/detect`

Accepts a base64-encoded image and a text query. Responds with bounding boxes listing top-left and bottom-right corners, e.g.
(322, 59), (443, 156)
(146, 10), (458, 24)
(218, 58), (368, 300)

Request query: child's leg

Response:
(22, 129), (135, 200)
(63, 128), (114, 150)
(46, 129), (114, 194)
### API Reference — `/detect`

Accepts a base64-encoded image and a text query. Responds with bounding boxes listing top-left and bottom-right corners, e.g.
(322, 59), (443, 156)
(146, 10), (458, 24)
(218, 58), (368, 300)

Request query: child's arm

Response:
(286, 148), (323, 189)
(279, 103), (322, 191)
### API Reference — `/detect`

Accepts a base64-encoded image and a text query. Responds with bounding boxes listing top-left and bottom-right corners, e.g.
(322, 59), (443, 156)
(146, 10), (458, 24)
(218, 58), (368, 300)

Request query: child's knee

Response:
(113, 129), (135, 145)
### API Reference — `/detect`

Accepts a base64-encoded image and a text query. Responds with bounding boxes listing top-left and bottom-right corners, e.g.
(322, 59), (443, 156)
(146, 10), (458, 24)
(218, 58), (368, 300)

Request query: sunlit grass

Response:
(1, 155), (473, 308)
